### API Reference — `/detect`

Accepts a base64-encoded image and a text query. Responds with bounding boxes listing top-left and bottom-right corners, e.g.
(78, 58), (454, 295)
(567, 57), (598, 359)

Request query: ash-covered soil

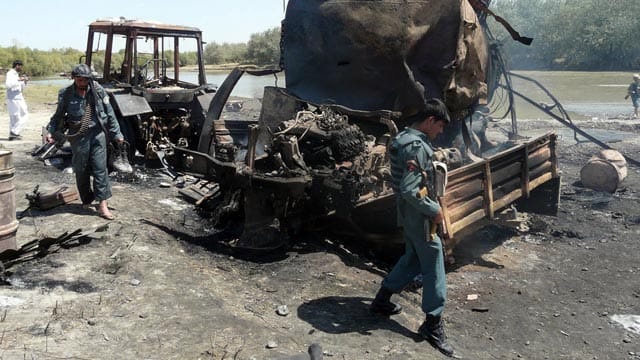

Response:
(0, 106), (639, 360)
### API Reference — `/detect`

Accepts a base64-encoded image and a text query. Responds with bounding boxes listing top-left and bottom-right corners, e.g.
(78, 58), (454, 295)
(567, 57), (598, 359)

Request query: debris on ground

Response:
(25, 184), (78, 210)
(0, 225), (108, 278)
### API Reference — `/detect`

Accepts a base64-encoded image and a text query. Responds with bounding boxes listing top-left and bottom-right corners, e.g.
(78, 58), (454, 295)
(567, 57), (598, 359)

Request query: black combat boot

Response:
(418, 315), (454, 357)
(370, 286), (402, 315)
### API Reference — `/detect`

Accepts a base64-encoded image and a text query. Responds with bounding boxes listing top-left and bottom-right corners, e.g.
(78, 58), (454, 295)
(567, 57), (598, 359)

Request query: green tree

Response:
(220, 42), (248, 64)
(204, 42), (223, 64)
(179, 52), (198, 66)
(0, 46), (83, 76)
(492, 0), (640, 70)
(204, 42), (248, 65)
(245, 27), (281, 66)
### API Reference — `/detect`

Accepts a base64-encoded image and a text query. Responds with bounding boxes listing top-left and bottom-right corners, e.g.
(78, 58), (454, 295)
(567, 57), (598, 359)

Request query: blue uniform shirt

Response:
(389, 127), (441, 226)
(47, 82), (124, 142)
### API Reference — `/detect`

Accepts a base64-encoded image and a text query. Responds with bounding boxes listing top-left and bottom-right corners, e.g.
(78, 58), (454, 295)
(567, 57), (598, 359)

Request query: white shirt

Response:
(5, 68), (25, 101)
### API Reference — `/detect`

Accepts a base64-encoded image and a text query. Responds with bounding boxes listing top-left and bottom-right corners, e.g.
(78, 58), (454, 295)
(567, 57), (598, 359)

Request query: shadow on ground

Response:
(297, 295), (423, 341)
(142, 211), (523, 277)
(447, 223), (518, 272)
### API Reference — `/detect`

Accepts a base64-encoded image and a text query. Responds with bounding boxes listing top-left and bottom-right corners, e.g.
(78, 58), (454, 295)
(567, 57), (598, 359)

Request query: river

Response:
(32, 70), (636, 120)
(504, 71), (634, 120)
(31, 71), (285, 99)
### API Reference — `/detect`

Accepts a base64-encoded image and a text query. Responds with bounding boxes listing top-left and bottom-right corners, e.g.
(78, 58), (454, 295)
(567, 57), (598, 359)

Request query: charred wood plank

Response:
(447, 195), (484, 224)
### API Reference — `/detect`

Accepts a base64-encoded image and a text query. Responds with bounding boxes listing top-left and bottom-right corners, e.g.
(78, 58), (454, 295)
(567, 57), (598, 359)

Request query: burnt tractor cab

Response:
(84, 18), (216, 164)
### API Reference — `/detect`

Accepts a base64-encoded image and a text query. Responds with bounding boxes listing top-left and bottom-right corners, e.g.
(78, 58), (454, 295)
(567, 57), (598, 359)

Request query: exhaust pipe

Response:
(245, 124), (260, 169)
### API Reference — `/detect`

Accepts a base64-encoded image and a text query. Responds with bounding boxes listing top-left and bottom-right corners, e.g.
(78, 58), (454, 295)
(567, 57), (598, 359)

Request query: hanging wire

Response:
(484, 25), (518, 135)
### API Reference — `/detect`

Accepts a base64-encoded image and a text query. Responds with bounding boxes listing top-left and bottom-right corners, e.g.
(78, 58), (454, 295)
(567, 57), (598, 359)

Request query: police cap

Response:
(71, 64), (93, 78)
(406, 98), (451, 125)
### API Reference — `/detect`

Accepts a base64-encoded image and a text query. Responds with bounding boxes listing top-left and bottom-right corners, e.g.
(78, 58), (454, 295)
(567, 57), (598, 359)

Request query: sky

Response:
(1, 0), (288, 50)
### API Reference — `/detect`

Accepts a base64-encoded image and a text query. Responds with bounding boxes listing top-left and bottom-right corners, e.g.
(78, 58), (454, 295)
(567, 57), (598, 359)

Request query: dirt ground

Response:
(0, 103), (639, 360)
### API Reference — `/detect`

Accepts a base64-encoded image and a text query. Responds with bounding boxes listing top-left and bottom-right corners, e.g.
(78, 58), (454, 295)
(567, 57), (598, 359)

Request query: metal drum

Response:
(0, 149), (18, 252)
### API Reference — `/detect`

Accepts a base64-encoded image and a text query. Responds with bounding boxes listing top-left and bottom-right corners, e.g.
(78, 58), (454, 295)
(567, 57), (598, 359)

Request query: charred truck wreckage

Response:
(163, 0), (561, 258)
(73, 2), (560, 258)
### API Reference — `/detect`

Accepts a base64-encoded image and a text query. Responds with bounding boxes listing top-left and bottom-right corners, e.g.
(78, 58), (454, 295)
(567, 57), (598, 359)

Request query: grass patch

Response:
(1, 83), (61, 113)
(25, 84), (60, 110)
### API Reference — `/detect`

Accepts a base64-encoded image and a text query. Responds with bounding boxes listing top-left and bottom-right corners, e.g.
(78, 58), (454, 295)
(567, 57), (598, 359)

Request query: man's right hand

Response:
(433, 210), (444, 225)
(45, 133), (55, 144)
(625, 95), (630, 100)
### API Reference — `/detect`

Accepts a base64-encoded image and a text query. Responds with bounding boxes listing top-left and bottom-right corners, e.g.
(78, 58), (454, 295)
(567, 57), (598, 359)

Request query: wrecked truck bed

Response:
(171, 70), (560, 258)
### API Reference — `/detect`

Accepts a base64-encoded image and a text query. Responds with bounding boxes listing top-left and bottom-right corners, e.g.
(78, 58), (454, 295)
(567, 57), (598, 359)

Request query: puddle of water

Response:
(610, 314), (640, 334)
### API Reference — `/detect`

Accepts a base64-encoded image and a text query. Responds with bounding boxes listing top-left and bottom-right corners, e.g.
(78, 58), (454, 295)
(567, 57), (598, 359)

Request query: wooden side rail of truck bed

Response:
(440, 132), (560, 254)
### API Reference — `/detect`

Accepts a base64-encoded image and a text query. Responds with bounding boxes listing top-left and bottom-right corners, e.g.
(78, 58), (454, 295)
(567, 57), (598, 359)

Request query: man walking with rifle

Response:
(370, 98), (454, 357)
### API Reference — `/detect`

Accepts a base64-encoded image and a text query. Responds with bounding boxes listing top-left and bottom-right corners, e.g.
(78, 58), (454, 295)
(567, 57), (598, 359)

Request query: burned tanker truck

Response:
(171, 0), (560, 257)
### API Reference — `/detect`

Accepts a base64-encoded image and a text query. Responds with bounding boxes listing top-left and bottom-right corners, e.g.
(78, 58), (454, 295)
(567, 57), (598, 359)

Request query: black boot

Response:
(418, 315), (454, 357)
(370, 286), (402, 315)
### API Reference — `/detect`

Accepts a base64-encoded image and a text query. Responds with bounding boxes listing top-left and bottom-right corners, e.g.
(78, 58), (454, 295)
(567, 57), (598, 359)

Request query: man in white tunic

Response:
(5, 60), (29, 140)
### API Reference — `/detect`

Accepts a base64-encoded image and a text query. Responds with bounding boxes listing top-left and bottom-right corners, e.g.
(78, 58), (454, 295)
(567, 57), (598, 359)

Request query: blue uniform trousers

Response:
(71, 126), (111, 204)
(382, 200), (447, 317)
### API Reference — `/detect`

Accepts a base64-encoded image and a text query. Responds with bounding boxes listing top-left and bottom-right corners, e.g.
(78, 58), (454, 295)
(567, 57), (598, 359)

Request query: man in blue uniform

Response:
(370, 98), (453, 357)
(45, 64), (125, 220)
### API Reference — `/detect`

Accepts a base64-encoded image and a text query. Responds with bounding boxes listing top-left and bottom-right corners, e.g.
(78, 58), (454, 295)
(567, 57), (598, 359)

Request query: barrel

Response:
(0, 150), (18, 252)
(580, 149), (628, 193)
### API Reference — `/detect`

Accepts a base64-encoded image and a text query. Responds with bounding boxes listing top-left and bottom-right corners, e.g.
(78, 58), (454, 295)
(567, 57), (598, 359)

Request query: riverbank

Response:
(12, 70), (640, 121)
